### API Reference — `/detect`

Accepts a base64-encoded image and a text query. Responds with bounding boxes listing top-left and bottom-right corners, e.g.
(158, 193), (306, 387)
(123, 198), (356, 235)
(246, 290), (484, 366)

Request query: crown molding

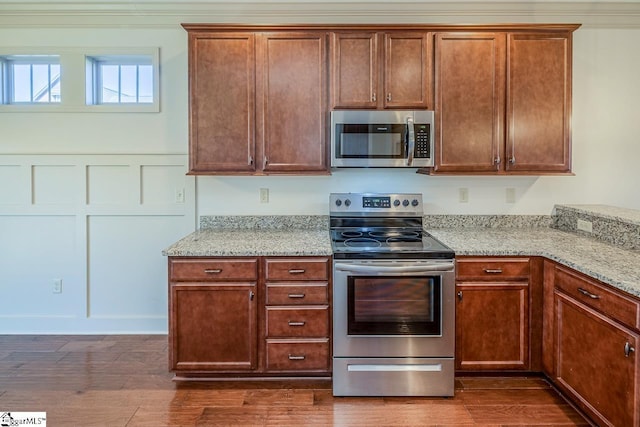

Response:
(0, 1), (639, 29)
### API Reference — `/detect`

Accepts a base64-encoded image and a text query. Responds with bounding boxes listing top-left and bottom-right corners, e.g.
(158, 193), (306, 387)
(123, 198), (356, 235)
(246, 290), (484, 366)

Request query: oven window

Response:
(347, 275), (441, 335)
(335, 124), (406, 158)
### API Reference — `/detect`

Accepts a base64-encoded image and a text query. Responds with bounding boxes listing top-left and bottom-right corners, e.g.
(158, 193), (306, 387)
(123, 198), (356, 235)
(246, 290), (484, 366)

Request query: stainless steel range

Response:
(330, 192), (455, 397)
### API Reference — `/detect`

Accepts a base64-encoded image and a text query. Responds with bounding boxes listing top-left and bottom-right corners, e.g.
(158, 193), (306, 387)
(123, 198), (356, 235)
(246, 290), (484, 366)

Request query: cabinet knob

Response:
(457, 291), (463, 301)
(494, 156), (501, 165)
(625, 342), (636, 357)
(509, 156), (516, 164)
(248, 155), (253, 166)
(249, 291), (255, 301)
(386, 93), (392, 102)
(263, 156), (269, 168)
(372, 93), (376, 102)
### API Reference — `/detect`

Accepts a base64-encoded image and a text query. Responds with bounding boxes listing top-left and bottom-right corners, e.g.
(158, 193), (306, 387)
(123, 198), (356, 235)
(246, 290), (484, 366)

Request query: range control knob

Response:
(412, 199), (419, 207)
(335, 199), (342, 207)
(393, 199), (401, 207)
(402, 199), (410, 207)
(344, 199), (351, 207)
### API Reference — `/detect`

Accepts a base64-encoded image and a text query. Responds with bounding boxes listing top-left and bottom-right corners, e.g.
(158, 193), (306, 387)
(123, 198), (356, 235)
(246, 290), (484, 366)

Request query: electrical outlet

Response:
(458, 188), (469, 203)
(577, 218), (593, 233)
(506, 188), (516, 203)
(53, 279), (62, 294)
(175, 188), (185, 203)
(260, 188), (269, 203)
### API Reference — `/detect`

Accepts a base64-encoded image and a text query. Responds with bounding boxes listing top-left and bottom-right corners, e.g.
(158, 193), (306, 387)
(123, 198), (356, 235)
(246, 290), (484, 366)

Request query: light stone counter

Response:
(427, 227), (640, 298)
(163, 228), (333, 257)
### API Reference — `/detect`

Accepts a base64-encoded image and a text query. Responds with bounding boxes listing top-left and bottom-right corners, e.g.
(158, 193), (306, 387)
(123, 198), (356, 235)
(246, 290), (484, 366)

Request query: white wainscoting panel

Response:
(0, 154), (195, 334)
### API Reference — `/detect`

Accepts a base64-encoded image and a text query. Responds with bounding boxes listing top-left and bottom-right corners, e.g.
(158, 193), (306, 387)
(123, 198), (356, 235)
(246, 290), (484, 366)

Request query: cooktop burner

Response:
(329, 192), (455, 260)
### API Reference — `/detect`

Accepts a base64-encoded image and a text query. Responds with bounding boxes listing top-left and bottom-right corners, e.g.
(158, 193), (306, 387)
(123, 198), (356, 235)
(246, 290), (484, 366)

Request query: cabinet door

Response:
(433, 32), (505, 173)
(188, 32), (256, 173)
(456, 283), (529, 370)
(383, 32), (432, 109)
(331, 32), (379, 109)
(555, 291), (639, 427)
(258, 32), (328, 174)
(506, 33), (572, 173)
(169, 283), (257, 371)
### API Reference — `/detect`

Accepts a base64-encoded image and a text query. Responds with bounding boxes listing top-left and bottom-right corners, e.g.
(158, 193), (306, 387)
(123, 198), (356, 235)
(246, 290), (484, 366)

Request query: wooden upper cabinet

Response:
(188, 32), (255, 174)
(331, 32), (378, 108)
(507, 33), (572, 173)
(383, 32), (432, 109)
(433, 32), (506, 173)
(331, 31), (431, 109)
(258, 32), (328, 173)
(184, 26), (328, 175)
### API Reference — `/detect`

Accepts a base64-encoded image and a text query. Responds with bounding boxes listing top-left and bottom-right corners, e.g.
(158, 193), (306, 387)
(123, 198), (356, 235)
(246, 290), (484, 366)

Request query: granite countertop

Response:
(163, 216), (640, 298)
(428, 227), (640, 298)
(163, 228), (333, 257)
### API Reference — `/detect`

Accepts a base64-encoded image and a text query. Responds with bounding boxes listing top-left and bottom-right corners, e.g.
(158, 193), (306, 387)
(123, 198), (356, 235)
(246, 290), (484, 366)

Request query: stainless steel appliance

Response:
(330, 192), (455, 397)
(330, 110), (434, 168)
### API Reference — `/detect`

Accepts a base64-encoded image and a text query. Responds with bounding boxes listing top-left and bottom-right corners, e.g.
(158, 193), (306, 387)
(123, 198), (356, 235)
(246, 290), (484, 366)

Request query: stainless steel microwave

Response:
(330, 110), (434, 168)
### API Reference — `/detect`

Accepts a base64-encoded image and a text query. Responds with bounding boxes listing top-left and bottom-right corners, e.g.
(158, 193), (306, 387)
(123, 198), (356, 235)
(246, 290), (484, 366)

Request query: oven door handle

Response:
(334, 262), (454, 274)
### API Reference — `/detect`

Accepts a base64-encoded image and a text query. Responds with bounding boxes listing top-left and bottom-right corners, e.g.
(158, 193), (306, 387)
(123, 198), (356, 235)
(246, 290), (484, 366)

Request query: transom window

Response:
(86, 55), (154, 105)
(0, 55), (61, 104)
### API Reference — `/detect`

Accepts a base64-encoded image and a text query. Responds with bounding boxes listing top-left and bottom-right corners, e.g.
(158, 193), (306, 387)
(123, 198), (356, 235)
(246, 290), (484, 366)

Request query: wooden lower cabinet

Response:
(168, 256), (330, 378)
(168, 257), (259, 373)
(264, 256), (331, 374)
(550, 263), (640, 427)
(455, 257), (532, 371)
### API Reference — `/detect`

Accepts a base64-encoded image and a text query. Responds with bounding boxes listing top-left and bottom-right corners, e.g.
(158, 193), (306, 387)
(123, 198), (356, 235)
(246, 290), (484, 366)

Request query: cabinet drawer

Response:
(264, 257), (329, 281)
(456, 257), (530, 281)
(266, 283), (328, 305)
(266, 340), (330, 371)
(266, 307), (329, 338)
(169, 258), (258, 282)
(555, 265), (640, 330)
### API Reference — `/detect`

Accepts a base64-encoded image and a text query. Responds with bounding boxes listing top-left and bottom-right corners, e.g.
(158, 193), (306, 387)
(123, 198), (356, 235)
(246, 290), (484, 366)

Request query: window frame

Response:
(0, 54), (62, 105)
(0, 47), (160, 113)
(85, 52), (159, 110)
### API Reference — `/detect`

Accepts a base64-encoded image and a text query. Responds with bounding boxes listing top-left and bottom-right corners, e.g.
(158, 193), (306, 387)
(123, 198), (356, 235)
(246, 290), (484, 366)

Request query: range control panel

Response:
(330, 193), (423, 216)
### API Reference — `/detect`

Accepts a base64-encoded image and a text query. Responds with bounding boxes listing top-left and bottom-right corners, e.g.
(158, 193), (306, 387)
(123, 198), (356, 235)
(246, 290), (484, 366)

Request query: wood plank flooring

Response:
(0, 335), (590, 426)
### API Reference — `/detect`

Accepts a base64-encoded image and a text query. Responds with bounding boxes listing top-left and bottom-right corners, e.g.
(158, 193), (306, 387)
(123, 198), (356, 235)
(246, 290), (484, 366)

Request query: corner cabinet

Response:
(330, 31), (432, 109)
(455, 257), (531, 371)
(547, 263), (640, 427)
(431, 28), (576, 174)
(184, 26), (329, 175)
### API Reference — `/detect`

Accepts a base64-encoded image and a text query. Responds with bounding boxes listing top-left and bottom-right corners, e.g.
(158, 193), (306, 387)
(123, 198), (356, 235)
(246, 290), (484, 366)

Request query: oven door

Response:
(333, 259), (455, 358)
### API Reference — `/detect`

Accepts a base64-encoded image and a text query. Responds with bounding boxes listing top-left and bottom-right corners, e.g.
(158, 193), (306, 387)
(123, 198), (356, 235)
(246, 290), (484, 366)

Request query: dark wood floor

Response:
(0, 335), (590, 426)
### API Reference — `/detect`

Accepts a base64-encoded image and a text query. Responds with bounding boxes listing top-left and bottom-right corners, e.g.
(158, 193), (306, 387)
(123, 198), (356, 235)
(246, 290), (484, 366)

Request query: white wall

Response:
(1, 1), (640, 333)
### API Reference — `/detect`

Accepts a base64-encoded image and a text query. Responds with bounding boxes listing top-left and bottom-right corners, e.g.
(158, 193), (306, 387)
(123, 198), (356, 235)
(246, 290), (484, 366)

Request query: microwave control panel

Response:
(414, 124), (431, 158)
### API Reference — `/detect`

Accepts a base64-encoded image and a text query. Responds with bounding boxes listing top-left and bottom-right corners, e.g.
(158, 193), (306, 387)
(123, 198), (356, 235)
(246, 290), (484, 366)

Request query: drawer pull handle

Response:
(483, 269), (503, 274)
(577, 287), (600, 299)
(204, 269), (222, 274)
(625, 342), (636, 357)
(288, 321), (306, 327)
(288, 294), (306, 299)
(288, 354), (306, 361)
(288, 269), (306, 274)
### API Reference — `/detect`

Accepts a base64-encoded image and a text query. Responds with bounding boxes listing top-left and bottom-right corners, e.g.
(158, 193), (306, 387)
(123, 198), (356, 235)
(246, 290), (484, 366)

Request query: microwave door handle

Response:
(406, 116), (415, 166)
